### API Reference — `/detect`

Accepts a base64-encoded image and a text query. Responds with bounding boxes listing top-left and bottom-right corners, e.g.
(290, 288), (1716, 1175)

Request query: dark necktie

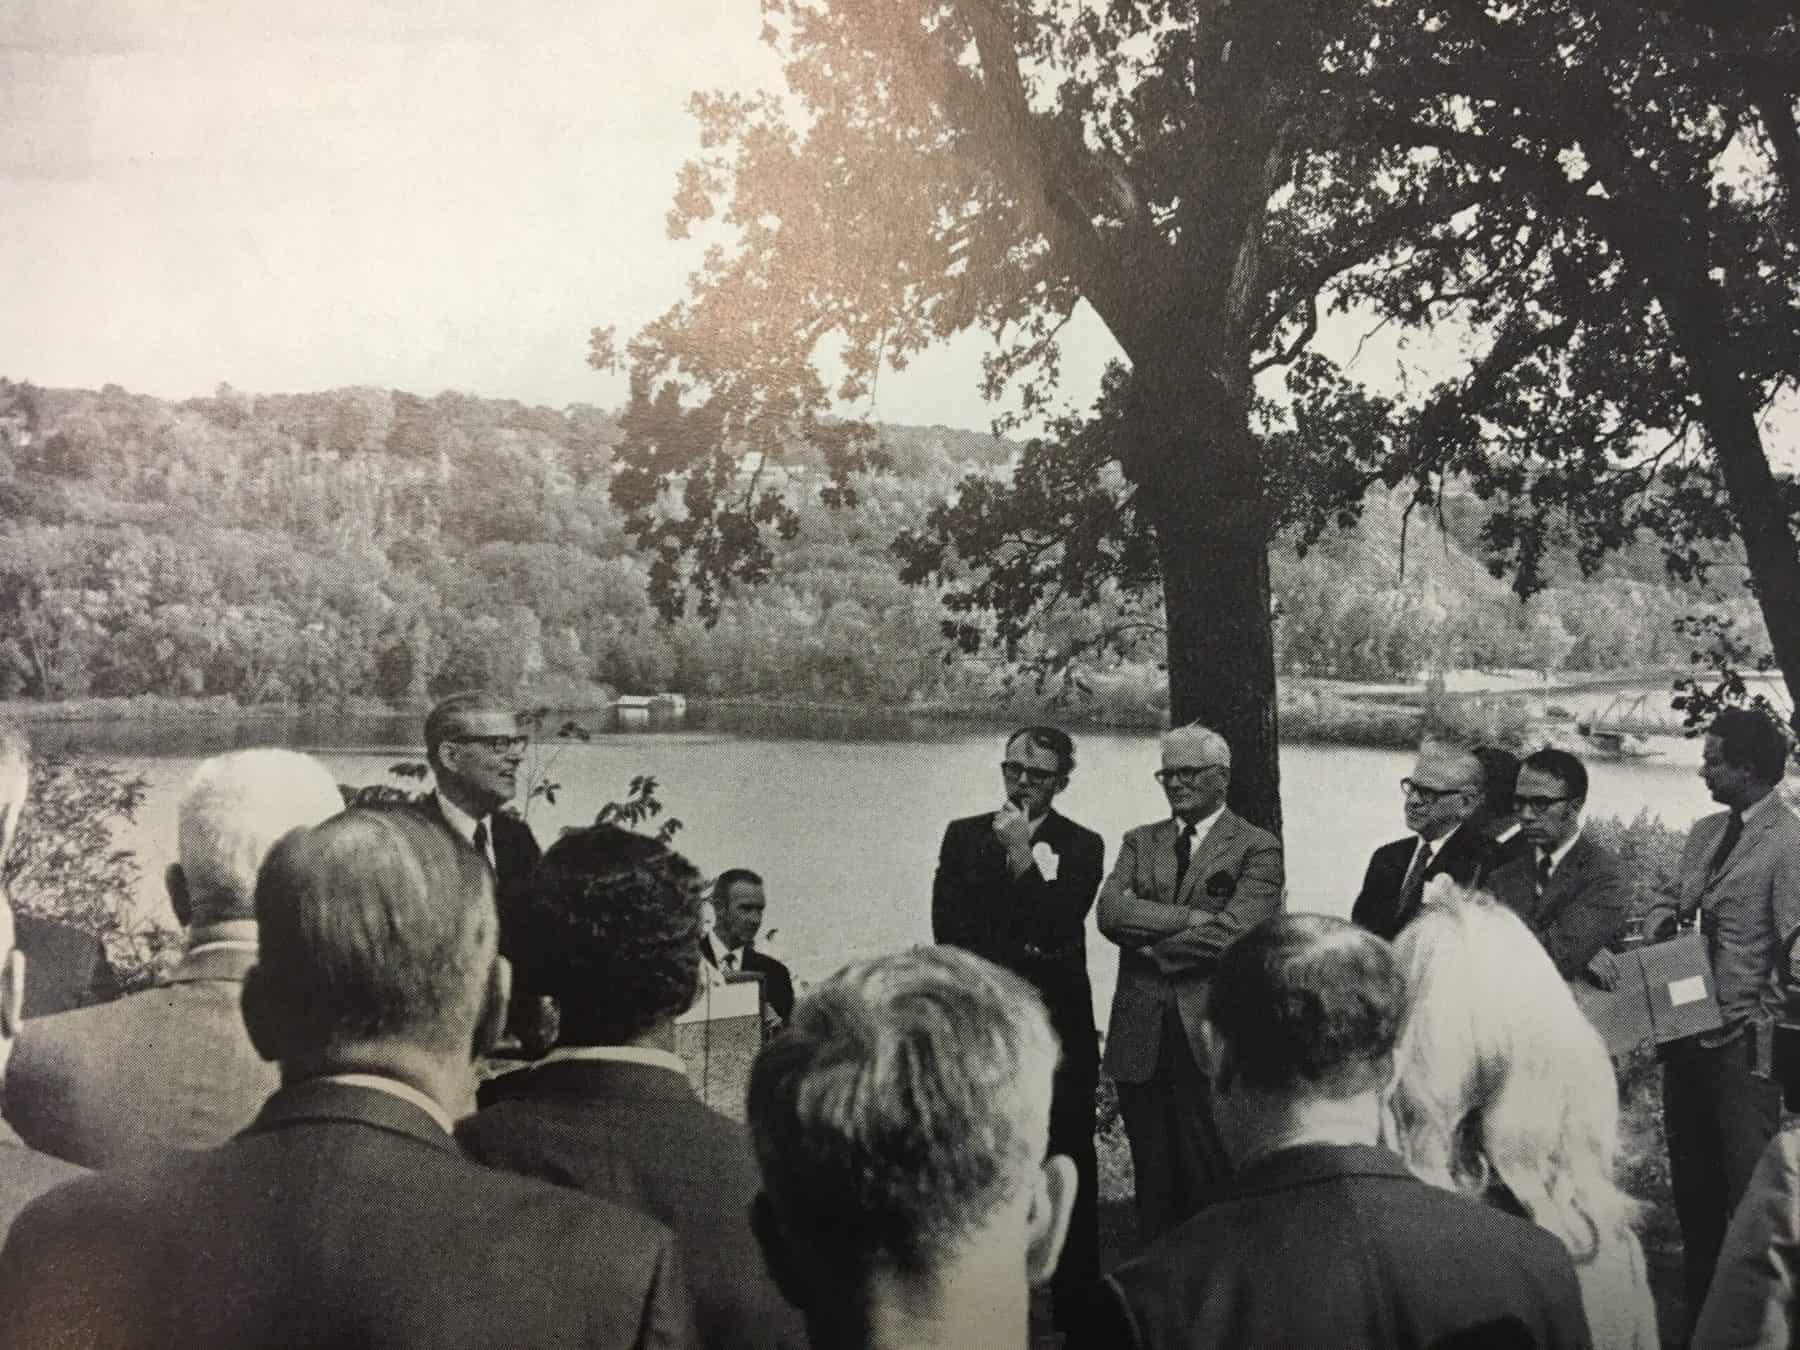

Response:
(1708, 811), (1744, 875)
(1174, 823), (1196, 892)
(1396, 839), (1432, 920)
(1536, 851), (1554, 899)
(722, 949), (739, 974)
(472, 820), (489, 861)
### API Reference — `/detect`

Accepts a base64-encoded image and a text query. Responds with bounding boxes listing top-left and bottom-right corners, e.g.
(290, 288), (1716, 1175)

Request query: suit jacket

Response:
(1644, 797), (1800, 1026)
(1485, 834), (1635, 979)
(461, 1056), (805, 1350)
(4, 942), (278, 1169)
(0, 1121), (81, 1249)
(1351, 824), (1493, 942)
(1102, 1143), (1590, 1350)
(700, 937), (795, 1022)
(0, 1078), (696, 1349)
(430, 793), (542, 964)
(1097, 811), (1284, 1084)
(932, 806), (1105, 1056)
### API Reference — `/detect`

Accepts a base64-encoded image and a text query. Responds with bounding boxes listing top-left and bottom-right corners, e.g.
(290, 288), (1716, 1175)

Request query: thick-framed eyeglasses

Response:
(1513, 793), (1576, 813)
(1400, 777), (1468, 802)
(450, 734), (529, 754)
(1155, 766), (1222, 787)
(1000, 761), (1060, 787)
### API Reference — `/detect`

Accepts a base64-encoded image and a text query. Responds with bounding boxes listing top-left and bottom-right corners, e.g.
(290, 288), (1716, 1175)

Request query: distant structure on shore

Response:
(611, 693), (687, 729)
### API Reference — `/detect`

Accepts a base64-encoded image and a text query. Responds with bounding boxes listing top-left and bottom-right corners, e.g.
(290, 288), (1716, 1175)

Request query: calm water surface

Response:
(48, 710), (1719, 1021)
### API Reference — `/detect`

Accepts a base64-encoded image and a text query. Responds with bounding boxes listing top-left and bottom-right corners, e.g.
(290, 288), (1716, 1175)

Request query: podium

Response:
(676, 976), (768, 1120)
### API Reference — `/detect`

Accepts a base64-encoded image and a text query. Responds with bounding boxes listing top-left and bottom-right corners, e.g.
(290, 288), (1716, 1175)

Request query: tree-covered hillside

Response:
(0, 378), (1763, 708)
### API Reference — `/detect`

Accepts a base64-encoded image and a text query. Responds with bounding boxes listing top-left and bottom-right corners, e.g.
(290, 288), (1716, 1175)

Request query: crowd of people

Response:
(0, 692), (1797, 1347)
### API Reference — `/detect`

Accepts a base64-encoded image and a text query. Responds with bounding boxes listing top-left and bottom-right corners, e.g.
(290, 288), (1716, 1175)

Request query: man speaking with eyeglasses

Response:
(1351, 739), (1491, 941)
(426, 691), (543, 1042)
(931, 725), (1105, 1343)
(1097, 724), (1285, 1240)
(1481, 748), (1633, 982)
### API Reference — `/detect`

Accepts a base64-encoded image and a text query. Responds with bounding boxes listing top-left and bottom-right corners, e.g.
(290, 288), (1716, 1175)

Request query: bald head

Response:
(173, 750), (345, 927)
(1403, 741), (1484, 842)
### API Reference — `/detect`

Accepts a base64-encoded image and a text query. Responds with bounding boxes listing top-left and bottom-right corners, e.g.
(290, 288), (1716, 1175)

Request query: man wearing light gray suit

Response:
(1098, 724), (1284, 1239)
(1644, 708), (1800, 1318)
(4, 749), (344, 1169)
(0, 721), (84, 1243)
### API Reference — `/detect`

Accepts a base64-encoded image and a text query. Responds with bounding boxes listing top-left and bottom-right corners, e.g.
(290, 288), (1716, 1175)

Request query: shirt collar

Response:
(1176, 803), (1226, 841)
(1742, 791), (1782, 826)
(1541, 820), (1583, 872)
(183, 919), (261, 961)
(533, 1045), (687, 1076)
(316, 1073), (456, 1136)
(1419, 820), (1465, 859)
(434, 793), (484, 845)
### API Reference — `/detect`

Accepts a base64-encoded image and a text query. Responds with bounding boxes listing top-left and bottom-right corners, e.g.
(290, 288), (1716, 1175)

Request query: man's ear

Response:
(1026, 1154), (1078, 1288)
(750, 1192), (814, 1312)
(166, 863), (192, 929)
(473, 955), (512, 1058)
(241, 965), (283, 1063)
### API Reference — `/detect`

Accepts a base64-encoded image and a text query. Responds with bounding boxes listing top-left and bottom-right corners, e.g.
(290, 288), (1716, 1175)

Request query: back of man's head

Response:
(1709, 707), (1792, 786)
(747, 946), (1061, 1284)
(176, 750), (345, 925)
(245, 805), (499, 1066)
(524, 824), (702, 1046)
(1207, 914), (1403, 1101)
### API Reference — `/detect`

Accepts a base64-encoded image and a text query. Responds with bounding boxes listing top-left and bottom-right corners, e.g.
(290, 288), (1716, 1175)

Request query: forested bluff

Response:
(0, 378), (1767, 718)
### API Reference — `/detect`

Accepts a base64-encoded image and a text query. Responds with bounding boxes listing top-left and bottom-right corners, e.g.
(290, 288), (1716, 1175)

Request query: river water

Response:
(40, 707), (1720, 1021)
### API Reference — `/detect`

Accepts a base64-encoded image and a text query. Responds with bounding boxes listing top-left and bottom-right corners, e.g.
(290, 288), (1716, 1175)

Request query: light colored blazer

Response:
(5, 943), (277, 1169)
(1097, 810), (1284, 1083)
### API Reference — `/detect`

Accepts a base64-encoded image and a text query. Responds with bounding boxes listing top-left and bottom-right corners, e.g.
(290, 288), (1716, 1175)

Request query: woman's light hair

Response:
(1390, 877), (1637, 1265)
(746, 945), (1058, 1276)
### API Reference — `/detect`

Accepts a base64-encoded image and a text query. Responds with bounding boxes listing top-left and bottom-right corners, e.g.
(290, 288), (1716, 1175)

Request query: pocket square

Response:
(1031, 840), (1059, 881)
(1204, 870), (1237, 900)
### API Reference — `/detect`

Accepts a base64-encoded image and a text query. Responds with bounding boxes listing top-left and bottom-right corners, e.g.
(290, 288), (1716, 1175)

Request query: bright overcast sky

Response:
(0, 0), (1127, 429)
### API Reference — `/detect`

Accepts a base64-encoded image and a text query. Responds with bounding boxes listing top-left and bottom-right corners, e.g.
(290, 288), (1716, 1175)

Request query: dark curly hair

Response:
(519, 824), (703, 1047)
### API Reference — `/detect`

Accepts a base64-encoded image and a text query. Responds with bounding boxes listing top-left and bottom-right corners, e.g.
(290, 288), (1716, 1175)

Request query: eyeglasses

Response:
(1400, 778), (1469, 802)
(1513, 793), (1576, 812)
(450, 734), (529, 754)
(1155, 766), (1223, 787)
(1000, 761), (1060, 787)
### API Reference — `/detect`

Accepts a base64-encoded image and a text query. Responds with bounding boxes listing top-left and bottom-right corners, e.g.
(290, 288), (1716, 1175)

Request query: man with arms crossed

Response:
(1644, 707), (1800, 1319)
(0, 806), (695, 1349)
(1351, 739), (1491, 940)
(5, 749), (343, 1167)
(1098, 723), (1284, 1239)
(746, 946), (1075, 1350)
(1101, 914), (1590, 1349)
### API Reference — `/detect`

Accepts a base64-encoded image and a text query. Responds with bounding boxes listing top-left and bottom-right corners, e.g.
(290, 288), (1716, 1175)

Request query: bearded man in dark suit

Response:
(462, 825), (804, 1350)
(425, 691), (543, 1040)
(0, 805), (695, 1350)
(932, 725), (1104, 1342)
(1098, 724), (1284, 1240)
(1351, 739), (1492, 941)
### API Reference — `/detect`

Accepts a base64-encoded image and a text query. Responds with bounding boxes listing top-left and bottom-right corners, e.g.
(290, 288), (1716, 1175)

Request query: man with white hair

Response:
(4, 748), (344, 1167)
(0, 721), (83, 1240)
(1097, 723), (1284, 1239)
(745, 946), (1076, 1350)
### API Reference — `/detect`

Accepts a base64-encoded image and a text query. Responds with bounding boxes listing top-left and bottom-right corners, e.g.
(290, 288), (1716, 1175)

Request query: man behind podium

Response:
(0, 806), (695, 1349)
(461, 825), (804, 1350)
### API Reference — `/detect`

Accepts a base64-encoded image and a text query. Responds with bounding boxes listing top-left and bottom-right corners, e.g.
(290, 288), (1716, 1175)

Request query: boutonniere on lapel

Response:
(1031, 840), (1060, 881)
(1204, 870), (1237, 900)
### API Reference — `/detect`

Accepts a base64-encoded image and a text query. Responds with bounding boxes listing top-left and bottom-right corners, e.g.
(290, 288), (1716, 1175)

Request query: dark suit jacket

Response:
(5, 943), (278, 1168)
(1097, 811), (1284, 1084)
(430, 793), (542, 964)
(0, 1078), (696, 1349)
(0, 1122), (81, 1249)
(1351, 825), (1493, 942)
(461, 1056), (805, 1350)
(1484, 834), (1635, 979)
(932, 807), (1105, 1060)
(700, 938), (795, 1022)
(1102, 1143), (1591, 1350)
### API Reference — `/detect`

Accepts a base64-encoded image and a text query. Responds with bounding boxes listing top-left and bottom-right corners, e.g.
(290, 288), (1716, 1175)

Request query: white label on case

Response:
(1667, 975), (1708, 1007)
